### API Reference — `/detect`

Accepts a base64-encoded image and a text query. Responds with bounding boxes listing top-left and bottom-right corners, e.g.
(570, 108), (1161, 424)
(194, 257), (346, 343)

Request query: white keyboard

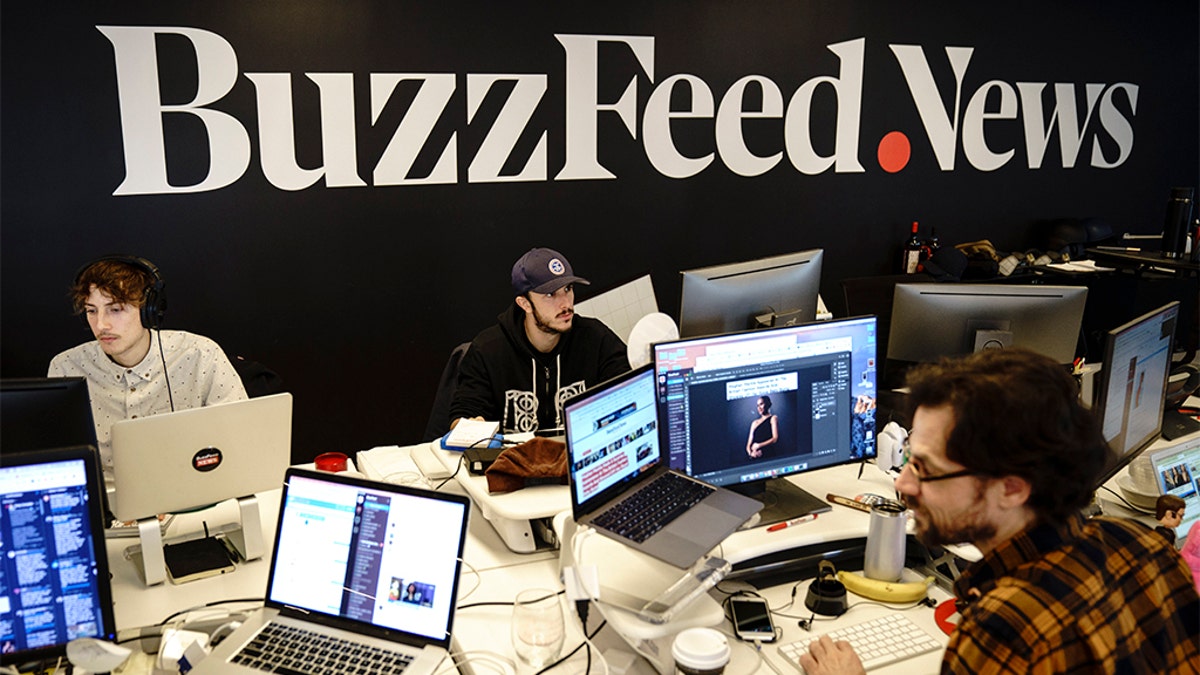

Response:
(777, 612), (942, 672)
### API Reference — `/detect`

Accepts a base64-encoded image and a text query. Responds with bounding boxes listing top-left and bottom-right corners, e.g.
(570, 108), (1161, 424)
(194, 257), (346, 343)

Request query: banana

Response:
(836, 571), (934, 603)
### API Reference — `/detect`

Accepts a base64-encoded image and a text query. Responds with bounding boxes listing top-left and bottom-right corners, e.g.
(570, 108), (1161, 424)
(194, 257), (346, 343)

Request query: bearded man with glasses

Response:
(801, 348), (1199, 675)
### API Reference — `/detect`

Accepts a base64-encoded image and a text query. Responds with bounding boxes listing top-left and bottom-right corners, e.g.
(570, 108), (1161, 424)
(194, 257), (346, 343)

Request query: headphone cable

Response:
(156, 329), (176, 412)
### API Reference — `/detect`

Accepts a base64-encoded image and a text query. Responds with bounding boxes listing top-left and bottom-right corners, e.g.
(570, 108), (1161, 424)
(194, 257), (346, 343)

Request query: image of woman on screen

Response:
(747, 396), (779, 458)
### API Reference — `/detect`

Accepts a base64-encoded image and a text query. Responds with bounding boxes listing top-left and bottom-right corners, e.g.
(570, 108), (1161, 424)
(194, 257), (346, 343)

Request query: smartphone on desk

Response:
(729, 596), (776, 642)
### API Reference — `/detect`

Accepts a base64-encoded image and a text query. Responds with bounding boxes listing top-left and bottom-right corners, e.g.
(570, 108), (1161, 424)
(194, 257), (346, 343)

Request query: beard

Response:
(903, 488), (997, 547)
(531, 303), (573, 336)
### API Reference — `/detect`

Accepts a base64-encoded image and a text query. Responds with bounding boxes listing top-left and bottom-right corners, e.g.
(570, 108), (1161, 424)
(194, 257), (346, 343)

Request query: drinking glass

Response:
(511, 588), (564, 669)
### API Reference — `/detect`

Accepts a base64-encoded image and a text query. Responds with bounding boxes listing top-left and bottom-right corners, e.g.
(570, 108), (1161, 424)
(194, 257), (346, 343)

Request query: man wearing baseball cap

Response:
(449, 247), (630, 435)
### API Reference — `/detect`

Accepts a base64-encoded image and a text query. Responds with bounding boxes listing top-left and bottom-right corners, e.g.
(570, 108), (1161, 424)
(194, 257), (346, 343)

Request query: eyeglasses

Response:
(900, 437), (986, 484)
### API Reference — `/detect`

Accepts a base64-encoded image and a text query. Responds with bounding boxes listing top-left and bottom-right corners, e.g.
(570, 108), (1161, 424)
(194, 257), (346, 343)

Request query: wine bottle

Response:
(902, 221), (922, 274)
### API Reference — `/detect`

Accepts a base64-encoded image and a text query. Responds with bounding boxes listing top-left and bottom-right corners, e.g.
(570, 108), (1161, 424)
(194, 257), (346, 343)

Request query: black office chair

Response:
(422, 342), (471, 442)
(233, 355), (285, 398)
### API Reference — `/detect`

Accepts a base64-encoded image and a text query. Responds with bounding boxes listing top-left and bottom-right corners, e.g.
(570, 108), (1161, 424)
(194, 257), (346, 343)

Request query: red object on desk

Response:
(314, 451), (349, 472)
(766, 513), (818, 532)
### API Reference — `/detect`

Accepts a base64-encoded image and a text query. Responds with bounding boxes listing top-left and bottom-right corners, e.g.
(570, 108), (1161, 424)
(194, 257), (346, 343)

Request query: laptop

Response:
(193, 467), (470, 675)
(563, 364), (761, 568)
(0, 446), (117, 663)
(1149, 435), (1200, 545)
(110, 393), (292, 521)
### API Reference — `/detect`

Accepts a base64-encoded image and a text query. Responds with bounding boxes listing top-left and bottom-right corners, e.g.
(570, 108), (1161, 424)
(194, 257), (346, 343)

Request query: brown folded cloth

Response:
(484, 437), (568, 493)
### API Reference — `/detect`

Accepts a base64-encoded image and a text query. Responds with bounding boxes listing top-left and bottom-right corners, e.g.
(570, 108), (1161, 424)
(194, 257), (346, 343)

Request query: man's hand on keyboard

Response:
(796, 635), (866, 675)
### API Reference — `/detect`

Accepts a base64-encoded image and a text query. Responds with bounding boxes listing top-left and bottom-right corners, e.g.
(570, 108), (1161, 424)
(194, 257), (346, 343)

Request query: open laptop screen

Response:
(0, 446), (116, 662)
(563, 365), (661, 512)
(266, 471), (469, 649)
(1150, 437), (1200, 545)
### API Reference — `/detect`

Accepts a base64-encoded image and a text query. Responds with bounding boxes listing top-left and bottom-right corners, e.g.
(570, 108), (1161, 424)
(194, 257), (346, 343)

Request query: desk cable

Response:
(530, 618), (609, 675)
(560, 526), (610, 675)
(451, 588), (610, 675)
(153, 597), (263, 630)
(456, 557), (482, 601)
(1097, 485), (1139, 512)
(437, 649), (516, 675)
(433, 453), (466, 490)
(706, 623), (778, 675)
(752, 638), (786, 675)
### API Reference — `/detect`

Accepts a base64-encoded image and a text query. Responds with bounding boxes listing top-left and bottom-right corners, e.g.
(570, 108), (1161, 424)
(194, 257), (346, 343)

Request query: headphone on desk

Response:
(74, 254), (167, 329)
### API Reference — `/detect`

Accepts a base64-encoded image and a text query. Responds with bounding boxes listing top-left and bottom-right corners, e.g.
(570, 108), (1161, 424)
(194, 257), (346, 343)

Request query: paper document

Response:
(445, 419), (500, 448)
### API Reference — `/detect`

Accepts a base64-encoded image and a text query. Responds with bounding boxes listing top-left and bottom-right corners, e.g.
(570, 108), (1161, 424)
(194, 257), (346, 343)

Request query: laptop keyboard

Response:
(776, 613), (941, 672)
(231, 622), (414, 674)
(593, 472), (714, 543)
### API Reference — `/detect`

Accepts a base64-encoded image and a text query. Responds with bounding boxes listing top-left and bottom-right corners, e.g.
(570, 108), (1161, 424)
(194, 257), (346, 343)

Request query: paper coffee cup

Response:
(672, 627), (730, 675)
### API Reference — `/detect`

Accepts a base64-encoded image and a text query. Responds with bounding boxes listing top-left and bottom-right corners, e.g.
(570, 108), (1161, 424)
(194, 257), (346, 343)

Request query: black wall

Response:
(3, 2), (1197, 462)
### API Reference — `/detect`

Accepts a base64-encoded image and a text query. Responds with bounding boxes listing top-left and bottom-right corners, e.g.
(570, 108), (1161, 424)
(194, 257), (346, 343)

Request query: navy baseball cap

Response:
(511, 248), (591, 295)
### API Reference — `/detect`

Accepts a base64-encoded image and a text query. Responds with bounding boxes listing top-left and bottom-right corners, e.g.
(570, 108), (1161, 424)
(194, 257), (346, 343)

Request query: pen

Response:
(766, 513), (818, 532)
(826, 493), (873, 513)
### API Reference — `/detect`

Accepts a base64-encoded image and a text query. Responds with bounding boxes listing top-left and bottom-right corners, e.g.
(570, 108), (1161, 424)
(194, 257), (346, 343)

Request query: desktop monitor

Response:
(679, 248), (824, 338)
(887, 283), (1088, 365)
(1091, 301), (1180, 486)
(653, 315), (878, 526)
(1, 377), (98, 454)
(0, 446), (117, 664)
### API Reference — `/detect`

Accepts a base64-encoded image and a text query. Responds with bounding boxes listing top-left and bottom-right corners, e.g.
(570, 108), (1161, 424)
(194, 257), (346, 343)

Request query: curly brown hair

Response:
(905, 348), (1110, 525)
(70, 259), (155, 314)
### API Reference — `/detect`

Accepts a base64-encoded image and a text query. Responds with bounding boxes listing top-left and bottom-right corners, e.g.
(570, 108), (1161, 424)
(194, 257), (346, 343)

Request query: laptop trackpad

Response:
(670, 503), (744, 543)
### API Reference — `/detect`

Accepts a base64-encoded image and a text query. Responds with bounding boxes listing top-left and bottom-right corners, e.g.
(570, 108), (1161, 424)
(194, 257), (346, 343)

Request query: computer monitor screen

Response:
(654, 315), (878, 525)
(0, 446), (117, 663)
(679, 248), (823, 338)
(887, 284), (1087, 365)
(1092, 301), (1179, 485)
(1, 377), (98, 454)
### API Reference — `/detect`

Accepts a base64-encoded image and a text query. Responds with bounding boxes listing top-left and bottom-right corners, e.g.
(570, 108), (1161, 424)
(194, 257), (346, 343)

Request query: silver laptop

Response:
(1149, 436), (1200, 545)
(110, 393), (292, 521)
(193, 468), (470, 675)
(564, 365), (761, 568)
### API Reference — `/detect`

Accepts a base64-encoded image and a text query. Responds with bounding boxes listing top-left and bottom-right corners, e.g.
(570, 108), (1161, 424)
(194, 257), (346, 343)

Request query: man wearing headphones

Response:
(450, 247), (629, 435)
(47, 256), (247, 482)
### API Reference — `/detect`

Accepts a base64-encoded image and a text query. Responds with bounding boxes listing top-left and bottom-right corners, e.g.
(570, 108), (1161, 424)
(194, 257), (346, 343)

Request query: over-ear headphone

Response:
(74, 255), (167, 330)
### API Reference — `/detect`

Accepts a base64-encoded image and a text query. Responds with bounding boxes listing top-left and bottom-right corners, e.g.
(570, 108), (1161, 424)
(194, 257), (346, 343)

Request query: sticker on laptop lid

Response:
(192, 447), (223, 472)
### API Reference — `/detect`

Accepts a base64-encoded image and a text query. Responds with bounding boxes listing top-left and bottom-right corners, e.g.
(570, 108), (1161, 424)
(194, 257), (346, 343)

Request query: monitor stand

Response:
(125, 495), (266, 586)
(731, 478), (831, 528)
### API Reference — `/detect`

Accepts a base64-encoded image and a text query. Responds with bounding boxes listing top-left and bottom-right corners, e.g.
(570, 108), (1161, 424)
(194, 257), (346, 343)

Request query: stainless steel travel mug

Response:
(864, 501), (907, 581)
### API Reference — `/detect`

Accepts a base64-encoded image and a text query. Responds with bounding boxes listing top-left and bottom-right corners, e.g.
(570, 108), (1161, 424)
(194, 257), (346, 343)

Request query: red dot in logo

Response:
(877, 131), (911, 173)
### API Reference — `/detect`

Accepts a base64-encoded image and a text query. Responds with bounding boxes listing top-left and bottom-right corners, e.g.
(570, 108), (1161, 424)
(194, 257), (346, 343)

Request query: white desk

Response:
(106, 449), (958, 674)
(363, 444), (957, 674)
(105, 493), (279, 673)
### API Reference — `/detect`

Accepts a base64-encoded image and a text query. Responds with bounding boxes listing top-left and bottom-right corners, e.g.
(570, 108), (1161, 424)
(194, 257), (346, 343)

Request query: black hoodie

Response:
(449, 305), (630, 434)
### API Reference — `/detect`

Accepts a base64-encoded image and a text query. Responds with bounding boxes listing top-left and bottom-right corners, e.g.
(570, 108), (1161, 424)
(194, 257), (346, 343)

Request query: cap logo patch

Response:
(548, 258), (565, 275)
